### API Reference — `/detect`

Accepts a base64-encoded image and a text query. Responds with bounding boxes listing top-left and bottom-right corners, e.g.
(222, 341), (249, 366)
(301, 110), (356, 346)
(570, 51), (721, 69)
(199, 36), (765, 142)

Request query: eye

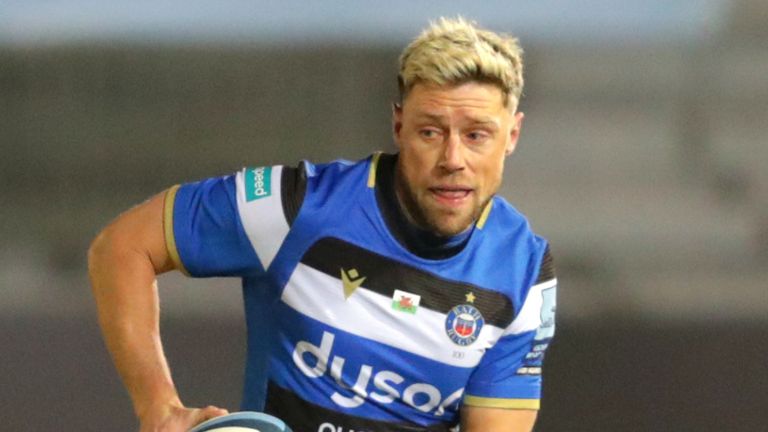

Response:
(466, 130), (489, 143)
(419, 128), (441, 140)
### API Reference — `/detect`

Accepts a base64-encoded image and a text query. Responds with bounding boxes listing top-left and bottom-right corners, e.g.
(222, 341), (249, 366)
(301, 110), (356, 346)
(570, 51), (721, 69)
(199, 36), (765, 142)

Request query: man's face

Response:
(393, 81), (524, 236)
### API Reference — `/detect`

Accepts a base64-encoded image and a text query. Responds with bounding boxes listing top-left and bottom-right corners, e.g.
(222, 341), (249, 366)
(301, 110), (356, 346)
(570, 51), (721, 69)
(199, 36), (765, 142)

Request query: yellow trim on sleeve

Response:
(163, 185), (190, 276)
(463, 395), (540, 410)
(367, 152), (382, 188)
(475, 199), (493, 229)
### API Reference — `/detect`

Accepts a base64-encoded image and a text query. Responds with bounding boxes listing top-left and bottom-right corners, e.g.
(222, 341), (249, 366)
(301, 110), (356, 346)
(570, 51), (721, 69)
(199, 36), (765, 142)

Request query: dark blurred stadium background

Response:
(1, 1), (766, 430)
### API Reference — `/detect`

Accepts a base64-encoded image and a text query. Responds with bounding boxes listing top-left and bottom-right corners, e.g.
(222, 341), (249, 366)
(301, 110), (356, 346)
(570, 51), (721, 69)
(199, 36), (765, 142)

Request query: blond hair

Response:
(398, 17), (524, 110)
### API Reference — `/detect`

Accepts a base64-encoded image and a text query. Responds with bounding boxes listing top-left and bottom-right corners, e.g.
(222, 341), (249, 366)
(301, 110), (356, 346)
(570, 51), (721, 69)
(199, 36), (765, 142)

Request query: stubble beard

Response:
(395, 169), (487, 237)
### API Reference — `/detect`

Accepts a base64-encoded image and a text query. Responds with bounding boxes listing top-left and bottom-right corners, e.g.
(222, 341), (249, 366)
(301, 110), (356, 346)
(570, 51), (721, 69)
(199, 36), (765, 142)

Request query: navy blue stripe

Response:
(301, 236), (515, 328)
(266, 381), (453, 432)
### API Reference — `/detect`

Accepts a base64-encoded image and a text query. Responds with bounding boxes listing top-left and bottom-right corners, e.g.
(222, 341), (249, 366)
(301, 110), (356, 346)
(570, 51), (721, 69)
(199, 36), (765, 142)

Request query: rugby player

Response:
(89, 17), (557, 432)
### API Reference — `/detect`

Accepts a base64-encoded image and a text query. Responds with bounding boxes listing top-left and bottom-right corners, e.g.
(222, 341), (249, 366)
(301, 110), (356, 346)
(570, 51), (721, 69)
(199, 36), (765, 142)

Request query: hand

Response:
(139, 403), (229, 432)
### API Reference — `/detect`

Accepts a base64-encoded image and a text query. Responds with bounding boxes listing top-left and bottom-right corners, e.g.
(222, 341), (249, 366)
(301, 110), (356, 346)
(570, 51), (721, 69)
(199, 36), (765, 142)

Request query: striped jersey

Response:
(164, 153), (557, 432)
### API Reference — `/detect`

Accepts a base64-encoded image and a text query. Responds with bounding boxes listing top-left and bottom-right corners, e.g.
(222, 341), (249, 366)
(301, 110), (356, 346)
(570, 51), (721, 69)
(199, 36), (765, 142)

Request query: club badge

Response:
(445, 304), (484, 346)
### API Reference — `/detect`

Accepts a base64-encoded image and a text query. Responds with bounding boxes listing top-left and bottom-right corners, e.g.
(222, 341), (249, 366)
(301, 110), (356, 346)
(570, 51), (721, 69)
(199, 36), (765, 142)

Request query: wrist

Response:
(134, 390), (183, 420)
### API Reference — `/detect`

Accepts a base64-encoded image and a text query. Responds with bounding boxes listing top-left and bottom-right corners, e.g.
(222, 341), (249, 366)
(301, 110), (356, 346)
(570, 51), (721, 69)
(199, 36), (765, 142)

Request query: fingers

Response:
(193, 405), (229, 423)
(139, 404), (229, 432)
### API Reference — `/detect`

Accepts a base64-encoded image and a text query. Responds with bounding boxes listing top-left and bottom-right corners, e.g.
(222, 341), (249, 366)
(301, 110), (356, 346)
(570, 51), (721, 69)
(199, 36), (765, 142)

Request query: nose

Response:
(439, 133), (465, 172)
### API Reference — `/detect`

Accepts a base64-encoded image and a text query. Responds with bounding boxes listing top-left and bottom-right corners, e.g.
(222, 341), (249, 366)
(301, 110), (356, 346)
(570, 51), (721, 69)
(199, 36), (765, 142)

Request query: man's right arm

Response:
(88, 190), (227, 431)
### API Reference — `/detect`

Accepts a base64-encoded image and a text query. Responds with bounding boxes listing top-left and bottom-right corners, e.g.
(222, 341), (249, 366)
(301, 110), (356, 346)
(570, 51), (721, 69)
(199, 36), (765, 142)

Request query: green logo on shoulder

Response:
(245, 166), (272, 201)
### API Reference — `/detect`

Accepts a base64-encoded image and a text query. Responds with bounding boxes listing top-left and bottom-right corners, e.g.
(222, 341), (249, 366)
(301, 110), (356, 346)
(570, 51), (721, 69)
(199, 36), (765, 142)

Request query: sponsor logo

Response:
(534, 286), (556, 341)
(245, 166), (272, 201)
(518, 285), (557, 374)
(444, 304), (484, 346)
(318, 423), (371, 432)
(340, 268), (366, 299)
(292, 331), (463, 416)
(391, 289), (420, 314)
(516, 366), (542, 375)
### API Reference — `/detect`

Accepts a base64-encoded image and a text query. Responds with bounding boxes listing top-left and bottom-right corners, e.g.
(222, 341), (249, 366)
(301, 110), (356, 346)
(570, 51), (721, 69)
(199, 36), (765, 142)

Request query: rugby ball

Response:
(189, 411), (292, 432)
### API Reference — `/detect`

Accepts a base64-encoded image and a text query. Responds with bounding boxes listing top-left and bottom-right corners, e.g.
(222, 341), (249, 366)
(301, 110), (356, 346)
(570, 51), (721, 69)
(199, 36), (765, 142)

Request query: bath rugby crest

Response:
(445, 304), (485, 346)
(164, 153), (557, 432)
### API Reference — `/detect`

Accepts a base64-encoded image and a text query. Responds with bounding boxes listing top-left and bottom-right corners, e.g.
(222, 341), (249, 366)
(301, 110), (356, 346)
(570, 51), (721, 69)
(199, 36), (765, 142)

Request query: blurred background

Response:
(1, 1), (766, 430)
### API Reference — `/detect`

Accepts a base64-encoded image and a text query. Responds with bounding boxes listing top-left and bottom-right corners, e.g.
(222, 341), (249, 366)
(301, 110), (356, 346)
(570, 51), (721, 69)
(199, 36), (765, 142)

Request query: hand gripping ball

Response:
(188, 411), (292, 432)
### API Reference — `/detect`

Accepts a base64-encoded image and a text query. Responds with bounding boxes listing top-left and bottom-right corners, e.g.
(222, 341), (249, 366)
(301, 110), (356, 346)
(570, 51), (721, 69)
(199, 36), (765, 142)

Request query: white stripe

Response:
(281, 263), (505, 368)
(236, 166), (289, 270)
(504, 278), (557, 336)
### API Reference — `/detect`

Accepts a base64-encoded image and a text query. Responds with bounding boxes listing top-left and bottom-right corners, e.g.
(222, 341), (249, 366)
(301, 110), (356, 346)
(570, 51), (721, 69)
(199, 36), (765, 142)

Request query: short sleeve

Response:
(164, 164), (309, 278)
(463, 247), (557, 410)
(164, 174), (260, 277)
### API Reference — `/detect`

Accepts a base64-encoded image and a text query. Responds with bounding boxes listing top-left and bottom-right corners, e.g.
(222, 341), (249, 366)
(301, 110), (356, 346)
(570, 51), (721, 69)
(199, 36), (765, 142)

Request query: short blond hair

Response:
(398, 17), (524, 109)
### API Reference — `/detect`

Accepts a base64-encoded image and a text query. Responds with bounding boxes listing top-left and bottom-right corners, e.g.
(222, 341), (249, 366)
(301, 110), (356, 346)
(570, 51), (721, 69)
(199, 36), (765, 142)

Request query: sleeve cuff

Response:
(463, 395), (540, 410)
(163, 185), (190, 276)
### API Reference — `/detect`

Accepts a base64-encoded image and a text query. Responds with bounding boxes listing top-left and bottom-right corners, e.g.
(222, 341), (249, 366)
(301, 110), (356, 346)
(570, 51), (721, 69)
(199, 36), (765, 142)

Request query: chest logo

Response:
(391, 289), (421, 314)
(340, 268), (366, 299)
(445, 304), (485, 346)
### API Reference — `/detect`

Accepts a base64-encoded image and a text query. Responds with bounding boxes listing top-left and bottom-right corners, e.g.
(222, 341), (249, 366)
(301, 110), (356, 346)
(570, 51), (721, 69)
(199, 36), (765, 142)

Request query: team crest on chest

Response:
(445, 304), (485, 346)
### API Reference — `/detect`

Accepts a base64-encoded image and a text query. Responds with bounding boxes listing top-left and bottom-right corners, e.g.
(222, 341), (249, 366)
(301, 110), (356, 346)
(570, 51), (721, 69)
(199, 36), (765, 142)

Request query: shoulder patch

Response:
(236, 166), (289, 270)
(504, 276), (557, 337)
(245, 166), (273, 201)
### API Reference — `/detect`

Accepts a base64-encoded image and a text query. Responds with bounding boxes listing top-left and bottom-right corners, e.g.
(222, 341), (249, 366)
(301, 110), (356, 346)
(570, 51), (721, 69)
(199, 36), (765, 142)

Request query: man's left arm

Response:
(461, 406), (537, 432)
(459, 245), (557, 431)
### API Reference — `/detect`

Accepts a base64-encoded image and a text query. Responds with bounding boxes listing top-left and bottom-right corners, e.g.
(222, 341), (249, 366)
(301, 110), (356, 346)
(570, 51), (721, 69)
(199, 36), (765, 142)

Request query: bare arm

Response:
(461, 406), (538, 432)
(88, 191), (227, 431)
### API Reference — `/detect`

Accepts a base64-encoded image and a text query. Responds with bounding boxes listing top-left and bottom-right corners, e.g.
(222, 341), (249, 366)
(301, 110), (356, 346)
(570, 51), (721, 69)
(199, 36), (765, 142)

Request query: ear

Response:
(392, 102), (403, 148)
(506, 111), (524, 156)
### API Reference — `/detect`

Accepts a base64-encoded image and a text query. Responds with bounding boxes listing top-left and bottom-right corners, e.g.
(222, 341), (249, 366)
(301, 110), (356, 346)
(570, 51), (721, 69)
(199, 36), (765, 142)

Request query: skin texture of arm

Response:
(88, 191), (227, 431)
(461, 406), (538, 432)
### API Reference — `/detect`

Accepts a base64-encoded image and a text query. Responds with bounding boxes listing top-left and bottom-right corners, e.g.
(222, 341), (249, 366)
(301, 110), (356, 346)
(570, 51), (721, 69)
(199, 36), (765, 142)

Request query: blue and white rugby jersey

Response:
(164, 153), (557, 432)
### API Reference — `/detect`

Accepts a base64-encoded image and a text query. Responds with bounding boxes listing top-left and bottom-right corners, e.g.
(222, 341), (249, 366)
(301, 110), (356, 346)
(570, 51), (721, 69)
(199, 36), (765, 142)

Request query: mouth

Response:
(429, 186), (473, 207)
